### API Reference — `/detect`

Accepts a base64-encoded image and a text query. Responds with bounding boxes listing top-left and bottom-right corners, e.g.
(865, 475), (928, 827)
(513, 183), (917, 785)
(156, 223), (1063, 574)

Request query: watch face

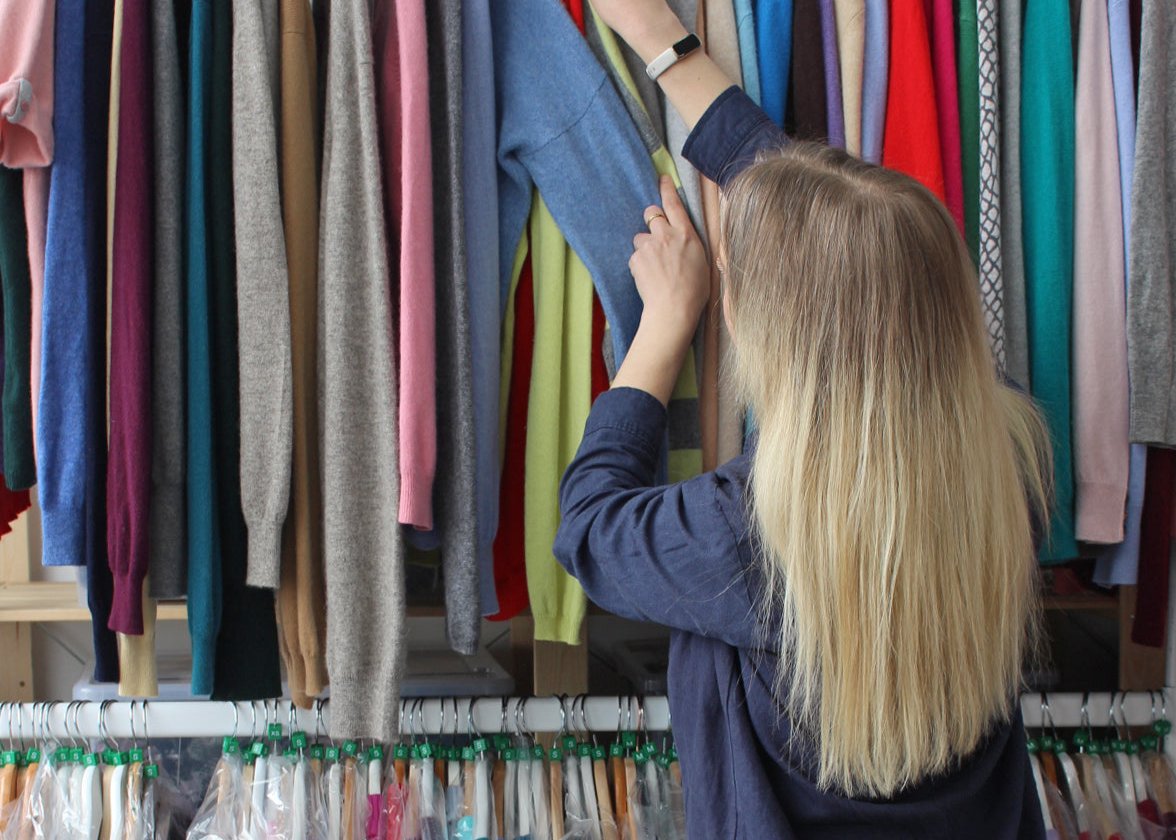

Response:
(674, 34), (701, 56)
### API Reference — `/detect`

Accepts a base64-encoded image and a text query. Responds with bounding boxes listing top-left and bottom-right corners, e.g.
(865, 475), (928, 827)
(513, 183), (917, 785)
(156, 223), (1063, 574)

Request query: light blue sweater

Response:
(38, 0), (90, 566)
(860, 0), (888, 163)
(491, 0), (661, 369)
(733, 0), (762, 103)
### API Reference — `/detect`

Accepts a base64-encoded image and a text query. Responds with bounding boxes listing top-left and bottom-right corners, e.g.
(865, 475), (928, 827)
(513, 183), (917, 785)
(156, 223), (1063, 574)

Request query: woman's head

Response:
(720, 143), (1050, 798)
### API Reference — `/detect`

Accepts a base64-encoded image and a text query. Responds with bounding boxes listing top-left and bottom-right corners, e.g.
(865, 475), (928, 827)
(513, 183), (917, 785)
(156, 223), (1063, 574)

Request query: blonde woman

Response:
(552, 2), (1051, 836)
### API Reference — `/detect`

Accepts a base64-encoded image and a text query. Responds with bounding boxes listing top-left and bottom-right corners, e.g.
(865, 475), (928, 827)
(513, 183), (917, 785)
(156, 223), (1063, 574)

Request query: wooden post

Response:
(0, 509), (36, 701)
(532, 618), (588, 698)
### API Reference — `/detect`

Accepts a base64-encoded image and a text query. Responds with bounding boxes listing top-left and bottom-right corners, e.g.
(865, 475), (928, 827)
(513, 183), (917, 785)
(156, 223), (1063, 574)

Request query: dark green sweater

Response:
(0, 168), (37, 490)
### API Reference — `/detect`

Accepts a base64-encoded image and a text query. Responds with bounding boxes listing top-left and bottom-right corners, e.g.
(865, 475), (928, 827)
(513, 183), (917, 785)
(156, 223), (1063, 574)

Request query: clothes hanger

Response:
(572, 695), (602, 840)
(520, 698), (550, 840)
(99, 700), (128, 840)
(79, 704), (103, 840)
(492, 699), (508, 840)
(290, 703), (310, 840)
(264, 701), (288, 832)
(590, 701), (617, 840)
(65, 702), (88, 834)
(548, 698), (567, 840)
(510, 699), (533, 840)
(622, 697), (641, 840)
(472, 699), (494, 840)
(123, 701), (145, 839)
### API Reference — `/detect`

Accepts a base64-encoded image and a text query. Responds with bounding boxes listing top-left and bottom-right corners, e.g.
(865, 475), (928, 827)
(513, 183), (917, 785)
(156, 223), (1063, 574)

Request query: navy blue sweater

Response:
(553, 89), (1045, 839)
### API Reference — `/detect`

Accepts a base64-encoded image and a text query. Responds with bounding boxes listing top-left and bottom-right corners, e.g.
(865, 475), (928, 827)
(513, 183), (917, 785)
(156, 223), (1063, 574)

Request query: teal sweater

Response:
(1021, 0), (1077, 562)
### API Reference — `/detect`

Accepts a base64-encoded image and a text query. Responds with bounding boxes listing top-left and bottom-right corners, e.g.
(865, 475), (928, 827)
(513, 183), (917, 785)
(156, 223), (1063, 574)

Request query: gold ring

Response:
(645, 211), (667, 227)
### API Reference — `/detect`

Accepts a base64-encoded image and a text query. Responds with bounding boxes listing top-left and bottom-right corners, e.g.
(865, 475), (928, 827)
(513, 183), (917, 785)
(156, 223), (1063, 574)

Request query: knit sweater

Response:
(882, 0), (944, 200)
(1022, 0), (1078, 562)
(733, 0), (761, 103)
(460, 0), (502, 618)
(1126, 0), (1176, 446)
(209, 0), (282, 701)
(756, 0), (793, 128)
(818, 0), (844, 148)
(834, 0), (864, 155)
(25, 169), (48, 446)
(147, 0), (187, 600)
(998, 0), (1030, 389)
(106, 0), (155, 636)
(788, 0), (826, 141)
(859, 0), (887, 163)
(233, 0), (292, 591)
(185, 0), (221, 695)
(1094, 0), (1146, 586)
(0, 168), (37, 491)
(318, 0), (404, 740)
(0, 0), (56, 167)
(38, 0), (92, 566)
(277, 0), (327, 706)
(704, 0), (744, 85)
(1072, 0), (1130, 544)
(420, 0), (481, 655)
(958, 1), (981, 266)
(929, 0), (963, 230)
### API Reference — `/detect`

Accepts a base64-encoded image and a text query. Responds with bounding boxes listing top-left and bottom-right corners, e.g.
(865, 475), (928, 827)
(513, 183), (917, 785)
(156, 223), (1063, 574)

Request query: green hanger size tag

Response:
(634, 752), (648, 767)
(532, 745), (545, 761)
(621, 731), (638, 749)
(369, 744), (385, 761)
(25, 747), (41, 764)
(669, 746), (679, 763)
(561, 735), (577, 752)
(325, 746), (340, 762)
(250, 741), (269, 758)
(656, 753), (671, 768)
(577, 743), (592, 758)
(420, 743), (434, 760)
(493, 734), (510, 752)
(593, 746), (606, 761)
(393, 744), (410, 761)
(129, 748), (144, 764)
(550, 747), (563, 761)
(70, 748), (84, 763)
(1154, 719), (1173, 736)
(222, 737), (240, 756)
(410, 744), (421, 761)
(642, 742), (657, 758)
(55, 747), (70, 763)
(472, 738), (489, 755)
(342, 740), (359, 757)
(609, 743), (624, 758)
(0, 750), (15, 766)
(82, 753), (99, 768)
(462, 746), (475, 762)
(504, 748), (517, 761)
(310, 744), (326, 761)
(291, 731), (308, 750)
(144, 763), (159, 779)
(1141, 735), (1159, 751)
(267, 723), (284, 742)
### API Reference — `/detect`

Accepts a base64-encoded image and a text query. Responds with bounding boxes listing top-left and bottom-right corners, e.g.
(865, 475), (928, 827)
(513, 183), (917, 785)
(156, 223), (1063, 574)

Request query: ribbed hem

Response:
(40, 505), (87, 566)
(107, 570), (148, 635)
(302, 648), (328, 697)
(189, 631), (217, 696)
(1075, 481), (1130, 544)
(397, 470), (435, 529)
(244, 518), (283, 589)
(532, 602), (587, 646)
(328, 669), (402, 741)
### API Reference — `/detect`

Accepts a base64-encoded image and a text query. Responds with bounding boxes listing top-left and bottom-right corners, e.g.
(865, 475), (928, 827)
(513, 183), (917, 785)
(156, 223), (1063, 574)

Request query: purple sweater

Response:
(106, 0), (154, 635)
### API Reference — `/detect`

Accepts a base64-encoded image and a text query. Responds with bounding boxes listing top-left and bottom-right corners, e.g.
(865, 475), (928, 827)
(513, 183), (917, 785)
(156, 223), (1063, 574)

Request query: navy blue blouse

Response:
(552, 88), (1045, 839)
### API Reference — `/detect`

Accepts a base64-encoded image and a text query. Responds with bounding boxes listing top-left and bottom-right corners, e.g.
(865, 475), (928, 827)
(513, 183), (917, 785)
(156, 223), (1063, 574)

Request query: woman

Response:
(552, 2), (1051, 836)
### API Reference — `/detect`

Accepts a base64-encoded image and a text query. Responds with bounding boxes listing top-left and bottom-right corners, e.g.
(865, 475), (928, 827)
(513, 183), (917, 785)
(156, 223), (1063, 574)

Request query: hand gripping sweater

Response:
(318, 0), (404, 740)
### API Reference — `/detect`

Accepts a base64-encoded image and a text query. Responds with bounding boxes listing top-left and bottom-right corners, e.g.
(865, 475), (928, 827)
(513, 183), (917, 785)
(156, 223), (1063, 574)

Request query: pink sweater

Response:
(374, 0), (436, 529)
(0, 0), (55, 167)
(1072, 0), (1129, 542)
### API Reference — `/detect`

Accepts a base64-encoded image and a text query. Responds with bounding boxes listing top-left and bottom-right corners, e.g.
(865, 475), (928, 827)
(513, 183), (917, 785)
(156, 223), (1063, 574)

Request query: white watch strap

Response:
(645, 34), (701, 81)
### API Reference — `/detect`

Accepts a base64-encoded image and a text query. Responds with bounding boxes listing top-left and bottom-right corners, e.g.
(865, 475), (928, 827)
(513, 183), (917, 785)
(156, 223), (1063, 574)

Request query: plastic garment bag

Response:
(526, 745), (550, 840)
(187, 740), (247, 840)
(0, 740), (65, 840)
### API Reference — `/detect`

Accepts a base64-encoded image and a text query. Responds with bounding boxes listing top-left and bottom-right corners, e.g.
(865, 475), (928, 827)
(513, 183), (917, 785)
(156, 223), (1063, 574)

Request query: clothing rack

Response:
(3, 693), (1174, 741)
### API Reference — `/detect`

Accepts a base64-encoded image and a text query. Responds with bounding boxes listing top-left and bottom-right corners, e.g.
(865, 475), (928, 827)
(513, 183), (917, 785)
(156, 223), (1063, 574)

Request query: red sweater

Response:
(882, 0), (945, 201)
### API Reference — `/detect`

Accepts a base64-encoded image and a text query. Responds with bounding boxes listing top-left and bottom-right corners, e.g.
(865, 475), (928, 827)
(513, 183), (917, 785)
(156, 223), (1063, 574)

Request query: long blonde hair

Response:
(720, 143), (1050, 798)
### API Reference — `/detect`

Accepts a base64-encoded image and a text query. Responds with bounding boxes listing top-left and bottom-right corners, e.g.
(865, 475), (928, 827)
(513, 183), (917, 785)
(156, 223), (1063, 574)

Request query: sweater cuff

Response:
(107, 569), (147, 635)
(1075, 481), (1129, 544)
(397, 472), (434, 530)
(328, 669), (403, 742)
(244, 518), (283, 589)
(39, 504), (86, 566)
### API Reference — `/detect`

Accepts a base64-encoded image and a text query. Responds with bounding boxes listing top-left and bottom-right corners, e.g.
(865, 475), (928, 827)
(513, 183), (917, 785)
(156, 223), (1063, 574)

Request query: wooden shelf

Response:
(0, 582), (187, 623)
(1043, 592), (1119, 612)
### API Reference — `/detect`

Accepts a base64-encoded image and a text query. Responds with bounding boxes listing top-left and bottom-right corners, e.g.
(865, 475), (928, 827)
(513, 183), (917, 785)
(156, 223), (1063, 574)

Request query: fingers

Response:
(633, 232), (652, 249)
(658, 175), (691, 228)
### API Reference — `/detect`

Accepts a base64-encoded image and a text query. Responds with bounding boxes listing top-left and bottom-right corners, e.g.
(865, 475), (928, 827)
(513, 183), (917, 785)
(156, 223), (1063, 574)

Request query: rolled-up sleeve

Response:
(681, 86), (789, 187)
(554, 388), (759, 648)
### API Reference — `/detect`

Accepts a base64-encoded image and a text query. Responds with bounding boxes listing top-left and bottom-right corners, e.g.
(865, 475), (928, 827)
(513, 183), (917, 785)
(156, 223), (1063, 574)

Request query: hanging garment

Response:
(998, 0), (1030, 388)
(928, 0), (962, 226)
(733, 0), (762, 103)
(233, 0), (293, 594)
(818, 0), (845, 148)
(461, 0), (504, 619)
(1072, 0), (1130, 545)
(0, 170), (37, 491)
(210, 0), (282, 702)
(1125, 0), (1176, 446)
(85, 0), (120, 684)
(0, 0), (55, 167)
(185, 0), (221, 697)
(379, 0), (436, 534)
(421, 0), (482, 657)
(148, 0), (187, 600)
(277, 0), (328, 707)
(1094, 0), (1147, 587)
(859, 0), (887, 163)
(957, 0), (981, 265)
(1022, 0), (1078, 563)
(488, 240), (533, 623)
(835, 0), (865, 155)
(789, 0), (826, 140)
(36, 0), (93, 569)
(703, 0), (745, 85)
(319, 0), (405, 741)
(882, 0), (945, 199)
(756, 0), (793, 128)
(663, 0), (705, 233)
(976, 0), (1004, 365)
(1132, 447), (1175, 647)
(106, 0), (153, 639)
(25, 169), (48, 456)
(116, 582), (157, 696)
